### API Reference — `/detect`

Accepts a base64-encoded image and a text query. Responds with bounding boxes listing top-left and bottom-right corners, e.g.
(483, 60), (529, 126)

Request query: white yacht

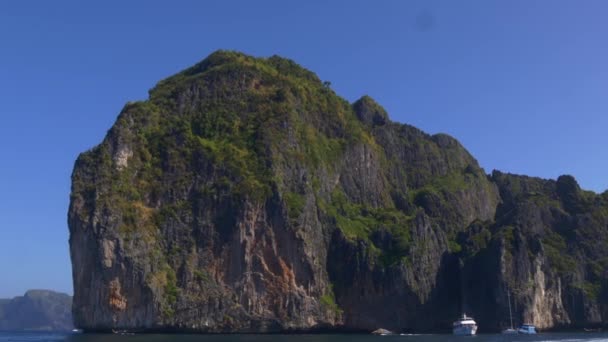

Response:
(453, 314), (478, 336)
(518, 324), (537, 334)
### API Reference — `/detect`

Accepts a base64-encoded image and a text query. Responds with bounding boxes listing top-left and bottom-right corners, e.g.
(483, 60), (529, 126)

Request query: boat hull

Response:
(518, 329), (536, 334)
(518, 325), (537, 334)
(453, 325), (478, 336)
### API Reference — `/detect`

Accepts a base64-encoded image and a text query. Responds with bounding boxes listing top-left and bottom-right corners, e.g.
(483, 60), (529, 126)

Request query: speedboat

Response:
(518, 324), (536, 334)
(453, 314), (478, 336)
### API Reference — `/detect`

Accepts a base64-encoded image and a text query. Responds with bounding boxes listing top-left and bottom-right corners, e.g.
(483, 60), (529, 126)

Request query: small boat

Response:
(112, 329), (136, 335)
(453, 313), (478, 336)
(518, 324), (537, 334)
(502, 292), (517, 334)
(371, 328), (393, 335)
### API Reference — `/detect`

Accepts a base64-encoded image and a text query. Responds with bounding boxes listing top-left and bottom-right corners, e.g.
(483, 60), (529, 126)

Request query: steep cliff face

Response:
(459, 172), (608, 331)
(69, 51), (608, 332)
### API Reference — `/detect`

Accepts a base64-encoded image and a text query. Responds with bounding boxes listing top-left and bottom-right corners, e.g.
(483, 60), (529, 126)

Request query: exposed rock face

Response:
(0, 290), (73, 331)
(460, 172), (608, 331)
(68, 51), (608, 333)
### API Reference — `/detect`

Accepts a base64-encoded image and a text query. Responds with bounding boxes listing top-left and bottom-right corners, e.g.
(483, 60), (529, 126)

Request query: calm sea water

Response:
(1, 332), (608, 342)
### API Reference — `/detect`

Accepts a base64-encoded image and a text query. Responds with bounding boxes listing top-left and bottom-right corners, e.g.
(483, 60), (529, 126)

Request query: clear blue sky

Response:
(0, 1), (607, 298)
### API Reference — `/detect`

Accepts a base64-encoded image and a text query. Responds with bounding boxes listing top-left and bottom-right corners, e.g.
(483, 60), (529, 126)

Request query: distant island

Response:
(68, 50), (608, 333)
(0, 290), (72, 331)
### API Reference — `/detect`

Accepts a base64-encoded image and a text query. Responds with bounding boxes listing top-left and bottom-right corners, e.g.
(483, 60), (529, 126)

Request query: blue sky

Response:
(0, 1), (607, 297)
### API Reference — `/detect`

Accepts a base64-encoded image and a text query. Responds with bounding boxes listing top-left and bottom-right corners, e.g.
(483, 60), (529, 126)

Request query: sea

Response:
(1, 332), (608, 342)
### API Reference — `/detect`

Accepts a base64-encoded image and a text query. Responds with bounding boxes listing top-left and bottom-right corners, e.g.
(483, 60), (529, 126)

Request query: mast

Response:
(507, 291), (514, 329)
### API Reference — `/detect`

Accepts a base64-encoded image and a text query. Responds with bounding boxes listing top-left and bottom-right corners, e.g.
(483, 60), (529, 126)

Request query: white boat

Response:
(453, 314), (478, 336)
(518, 324), (537, 334)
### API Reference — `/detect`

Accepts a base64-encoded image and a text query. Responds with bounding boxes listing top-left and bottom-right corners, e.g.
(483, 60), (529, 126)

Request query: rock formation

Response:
(0, 290), (73, 331)
(68, 51), (608, 332)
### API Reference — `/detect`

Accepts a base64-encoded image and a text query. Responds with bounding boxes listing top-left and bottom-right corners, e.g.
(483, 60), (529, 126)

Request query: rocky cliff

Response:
(0, 290), (73, 331)
(68, 51), (608, 333)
